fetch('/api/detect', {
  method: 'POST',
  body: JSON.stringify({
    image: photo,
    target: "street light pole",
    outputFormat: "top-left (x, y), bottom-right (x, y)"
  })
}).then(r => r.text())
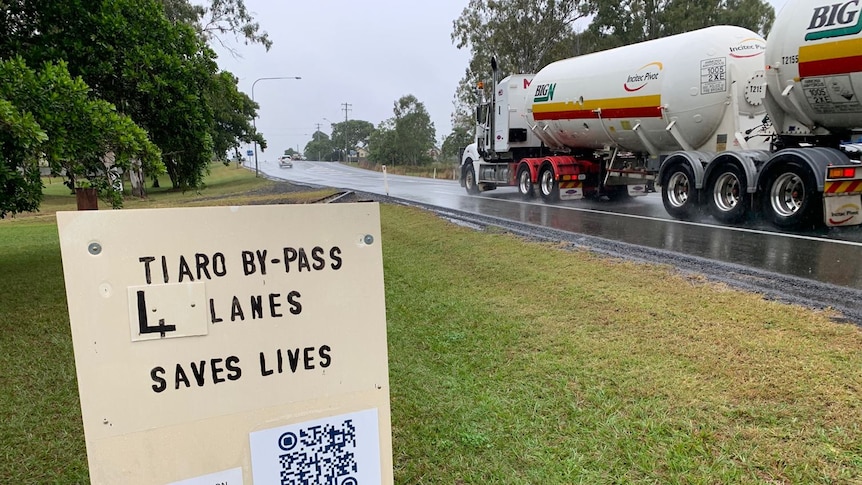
top-left (322, 118), bottom-right (333, 161)
top-left (251, 76), bottom-right (301, 177)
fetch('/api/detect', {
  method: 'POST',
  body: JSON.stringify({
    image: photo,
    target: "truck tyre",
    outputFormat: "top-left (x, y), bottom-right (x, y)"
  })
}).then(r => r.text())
top-left (761, 162), bottom-right (821, 228)
top-left (517, 165), bottom-right (534, 199)
top-left (707, 164), bottom-right (749, 224)
top-left (464, 164), bottom-right (479, 195)
top-left (661, 163), bottom-right (698, 220)
top-left (538, 165), bottom-right (560, 203)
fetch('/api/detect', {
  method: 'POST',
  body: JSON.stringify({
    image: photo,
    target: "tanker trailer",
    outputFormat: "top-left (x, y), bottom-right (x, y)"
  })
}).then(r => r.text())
top-left (756, 0), bottom-right (862, 227)
top-left (462, 26), bottom-right (773, 218)
top-left (462, 10), bottom-right (862, 228)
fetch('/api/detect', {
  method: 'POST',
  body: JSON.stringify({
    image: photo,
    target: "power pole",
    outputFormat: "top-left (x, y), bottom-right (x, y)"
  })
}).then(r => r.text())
top-left (341, 102), bottom-right (352, 162)
top-left (313, 123), bottom-right (323, 161)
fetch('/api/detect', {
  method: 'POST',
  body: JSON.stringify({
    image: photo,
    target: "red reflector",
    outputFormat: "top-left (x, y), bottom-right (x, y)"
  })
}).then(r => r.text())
top-left (844, 168), bottom-right (856, 178)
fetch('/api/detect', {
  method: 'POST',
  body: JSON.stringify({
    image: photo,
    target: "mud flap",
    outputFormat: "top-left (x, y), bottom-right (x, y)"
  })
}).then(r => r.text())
top-left (627, 184), bottom-right (648, 197)
top-left (559, 181), bottom-right (584, 200)
top-left (824, 195), bottom-right (862, 226)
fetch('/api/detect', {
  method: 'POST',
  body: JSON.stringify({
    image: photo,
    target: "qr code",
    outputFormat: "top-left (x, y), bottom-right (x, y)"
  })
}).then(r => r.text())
top-left (250, 408), bottom-right (381, 485)
top-left (277, 420), bottom-right (358, 485)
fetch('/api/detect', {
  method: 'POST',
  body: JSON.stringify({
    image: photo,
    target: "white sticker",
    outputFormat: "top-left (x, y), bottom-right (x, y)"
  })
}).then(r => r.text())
top-left (250, 409), bottom-right (381, 484)
top-left (127, 282), bottom-right (208, 342)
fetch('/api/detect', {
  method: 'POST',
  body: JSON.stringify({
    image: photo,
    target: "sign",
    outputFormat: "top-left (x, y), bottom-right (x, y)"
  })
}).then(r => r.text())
top-left (246, 149), bottom-right (253, 157)
top-left (57, 203), bottom-right (392, 484)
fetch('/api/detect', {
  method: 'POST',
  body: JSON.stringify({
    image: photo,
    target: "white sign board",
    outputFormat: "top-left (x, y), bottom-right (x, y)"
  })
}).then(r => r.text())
top-left (57, 203), bottom-right (392, 484)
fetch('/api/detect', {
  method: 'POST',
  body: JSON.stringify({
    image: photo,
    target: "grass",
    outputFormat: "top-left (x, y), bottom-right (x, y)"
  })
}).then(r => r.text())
top-left (353, 159), bottom-right (459, 180)
top-left (382, 213), bottom-right (862, 483)
top-left (2, 163), bottom-right (862, 483)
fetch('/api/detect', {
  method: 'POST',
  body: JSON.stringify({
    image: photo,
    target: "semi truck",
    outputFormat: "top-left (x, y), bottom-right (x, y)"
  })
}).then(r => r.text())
top-left (460, 0), bottom-right (862, 228)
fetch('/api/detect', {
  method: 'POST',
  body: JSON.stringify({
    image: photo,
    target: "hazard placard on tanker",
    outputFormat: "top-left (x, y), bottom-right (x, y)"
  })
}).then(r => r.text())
top-left (700, 58), bottom-right (727, 94)
top-left (802, 77), bottom-right (861, 114)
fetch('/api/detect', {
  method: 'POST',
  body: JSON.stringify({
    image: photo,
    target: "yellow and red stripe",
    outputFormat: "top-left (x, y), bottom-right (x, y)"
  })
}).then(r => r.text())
top-left (532, 95), bottom-right (662, 121)
top-left (798, 38), bottom-right (862, 78)
top-left (824, 179), bottom-right (862, 194)
top-left (559, 180), bottom-right (583, 190)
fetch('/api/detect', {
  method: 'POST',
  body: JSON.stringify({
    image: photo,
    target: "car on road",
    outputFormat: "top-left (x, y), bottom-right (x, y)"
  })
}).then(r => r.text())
top-left (278, 156), bottom-right (293, 168)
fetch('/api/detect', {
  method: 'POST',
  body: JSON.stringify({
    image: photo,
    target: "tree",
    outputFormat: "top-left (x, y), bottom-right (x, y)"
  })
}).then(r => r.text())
top-left (160, 0), bottom-right (272, 53)
top-left (706, 0), bottom-right (775, 36)
top-left (330, 119), bottom-right (375, 160)
top-left (367, 120), bottom-right (399, 165)
top-left (0, 101), bottom-right (44, 217)
top-left (208, 71), bottom-right (265, 162)
top-left (369, 95), bottom-right (436, 166)
top-left (303, 131), bottom-right (335, 161)
top-left (394, 95), bottom-right (436, 166)
top-left (586, 0), bottom-right (775, 50)
top-left (453, 0), bottom-right (588, 76)
top-left (441, 124), bottom-right (474, 163)
top-left (0, 0), bottom-right (224, 190)
top-left (0, 57), bottom-right (161, 217)
top-left (451, 0), bottom-right (589, 145)
top-left (160, 0), bottom-right (271, 171)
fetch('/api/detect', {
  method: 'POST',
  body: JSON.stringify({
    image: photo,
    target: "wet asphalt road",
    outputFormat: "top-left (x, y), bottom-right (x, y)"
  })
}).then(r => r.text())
top-left (261, 160), bottom-right (862, 293)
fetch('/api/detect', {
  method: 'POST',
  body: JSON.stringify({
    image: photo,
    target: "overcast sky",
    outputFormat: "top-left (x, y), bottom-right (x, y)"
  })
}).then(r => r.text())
top-left (212, 0), bottom-right (788, 160)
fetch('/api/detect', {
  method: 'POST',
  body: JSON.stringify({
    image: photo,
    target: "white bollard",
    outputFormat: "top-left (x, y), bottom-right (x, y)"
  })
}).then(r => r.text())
top-left (382, 165), bottom-right (389, 196)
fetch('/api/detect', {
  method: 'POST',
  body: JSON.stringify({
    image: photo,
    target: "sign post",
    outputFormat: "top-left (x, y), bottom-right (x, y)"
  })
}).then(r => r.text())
top-left (58, 203), bottom-right (392, 484)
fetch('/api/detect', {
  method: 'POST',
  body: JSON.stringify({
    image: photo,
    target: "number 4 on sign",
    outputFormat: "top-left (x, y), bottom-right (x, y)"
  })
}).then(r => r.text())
top-left (136, 290), bottom-right (176, 338)
top-left (126, 283), bottom-right (208, 342)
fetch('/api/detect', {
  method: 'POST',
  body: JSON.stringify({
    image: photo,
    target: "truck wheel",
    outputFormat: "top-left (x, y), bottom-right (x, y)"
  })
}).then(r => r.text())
top-left (517, 166), bottom-right (534, 199)
top-left (661, 163), bottom-right (698, 220)
top-left (707, 165), bottom-right (749, 224)
top-left (464, 164), bottom-right (479, 195)
top-left (761, 162), bottom-right (820, 228)
top-left (538, 166), bottom-right (559, 203)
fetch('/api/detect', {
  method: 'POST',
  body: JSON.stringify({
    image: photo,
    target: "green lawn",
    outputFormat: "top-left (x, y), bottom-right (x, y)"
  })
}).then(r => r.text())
top-left (2, 164), bottom-right (861, 483)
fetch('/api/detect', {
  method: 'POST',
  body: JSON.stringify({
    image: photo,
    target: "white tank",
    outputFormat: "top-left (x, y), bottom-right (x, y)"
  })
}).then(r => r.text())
top-left (765, 0), bottom-right (862, 135)
top-left (527, 26), bottom-right (768, 154)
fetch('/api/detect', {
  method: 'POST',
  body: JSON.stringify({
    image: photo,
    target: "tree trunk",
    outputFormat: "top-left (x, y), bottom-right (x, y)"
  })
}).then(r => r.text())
top-left (129, 159), bottom-right (147, 198)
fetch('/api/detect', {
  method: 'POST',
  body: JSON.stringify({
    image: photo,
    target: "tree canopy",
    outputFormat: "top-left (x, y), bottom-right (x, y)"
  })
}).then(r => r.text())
top-left (451, 0), bottom-right (589, 123)
top-left (161, 0), bottom-right (273, 54)
top-left (304, 131), bottom-right (336, 162)
top-left (441, 124), bottom-right (473, 163)
top-left (584, 0), bottom-right (775, 50)
top-left (0, 57), bottom-right (161, 217)
top-left (331, 119), bottom-right (375, 160)
top-left (369, 95), bottom-right (436, 166)
top-left (0, 0), bottom-right (268, 215)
